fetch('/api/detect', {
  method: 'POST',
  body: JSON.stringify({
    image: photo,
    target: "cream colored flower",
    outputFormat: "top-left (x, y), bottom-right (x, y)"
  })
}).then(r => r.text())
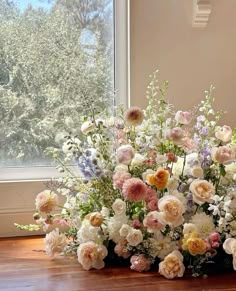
top-left (77, 241), bottom-right (108, 270)
top-left (112, 199), bottom-right (126, 215)
top-left (44, 228), bottom-right (67, 256)
top-left (183, 223), bottom-right (197, 235)
top-left (191, 166), bottom-right (204, 178)
top-left (126, 229), bottom-right (143, 246)
top-left (211, 146), bottom-right (235, 165)
top-left (35, 190), bottom-right (58, 213)
top-left (223, 238), bottom-right (236, 270)
top-left (81, 120), bottom-right (96, 134)
top-left (190, 179), bottom-right (215, 205)
top-left (215, 125), bottom-right (232, 143)
top-left (87, 212), bottom-right (103, 227)
top-left (158, 195), bottom-right (185, 227)
top-left (159, 250), bottom-right (185, 279)
top-left (119, 224), bottom-right (131, 237)
top-left (190, 212), bottom-right (215, 239)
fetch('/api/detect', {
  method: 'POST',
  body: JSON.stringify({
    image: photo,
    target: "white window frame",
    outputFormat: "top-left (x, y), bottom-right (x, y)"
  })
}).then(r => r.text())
top-left (0, 0), bottom-right (130, 237)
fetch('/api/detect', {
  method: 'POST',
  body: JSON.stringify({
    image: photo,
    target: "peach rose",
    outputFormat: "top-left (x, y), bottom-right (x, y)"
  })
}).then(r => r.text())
top-left (175, 111), bottom-right (191, 125)
top-left (77, 241), bottom-right (108, 270)
top-left (35, 190), bottom-right (58, 214)
top-left (114, 239), bottom-right (131, 259)
top-left (159, 250), bottom-right (185, 279)
top-left (211, 146), bottom-right (235, 165)
top-left (143, 211), bottom-right (164, 232)
top-left (158, 195), bottom-right (185, 227)
top-left (215, 125), bottom-right (232, 143)
top-left (190, 179), bottom-right (215, 205)
top-left (146, 168), bottom-right (169, 190)
top-left (88, 212), bottom-right (103, 227)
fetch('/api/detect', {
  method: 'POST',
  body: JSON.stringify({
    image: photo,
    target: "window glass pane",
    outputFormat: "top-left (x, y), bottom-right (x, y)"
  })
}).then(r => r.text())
top-left (0, 0), bottom-right (114, 167)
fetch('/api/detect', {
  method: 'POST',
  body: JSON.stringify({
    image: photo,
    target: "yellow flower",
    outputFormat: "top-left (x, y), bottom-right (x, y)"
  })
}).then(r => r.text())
top-left (182, 232), bottom-right (206, 256)
top-left (86, 212), bottom-right (103, 227)
top-left (146, 168), bottom-right (169, 190)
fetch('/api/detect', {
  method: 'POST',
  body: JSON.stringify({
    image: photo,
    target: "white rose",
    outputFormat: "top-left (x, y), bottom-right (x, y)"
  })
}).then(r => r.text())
top-left (215, 125), bottom-right (232, 143)
top-left (223, 238), bottom-right (236, 270)
top-left (119, 224), bottom-right (131, 237)
top-left (126, 229), bottom-right (143, 246)
top-left (191, 166), bottom-right (204, 178)
top-left (44, 229), bottom-right (67, 256)
top-left (112, 199), bottom-right (126, 215)
top-left (131, 153), bottom-right (145, 167)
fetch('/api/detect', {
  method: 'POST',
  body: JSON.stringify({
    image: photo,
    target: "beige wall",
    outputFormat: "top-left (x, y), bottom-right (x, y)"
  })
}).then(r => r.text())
top-left (130, 0), bottom-right (236, 127)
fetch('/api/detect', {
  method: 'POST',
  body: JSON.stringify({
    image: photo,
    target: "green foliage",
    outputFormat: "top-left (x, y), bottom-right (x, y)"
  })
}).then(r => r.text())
top-left (0, 0), bottom-right (113, 165)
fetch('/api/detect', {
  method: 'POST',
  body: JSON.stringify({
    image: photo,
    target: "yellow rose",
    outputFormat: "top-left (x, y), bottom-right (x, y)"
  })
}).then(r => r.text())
top-left (183, 233), bottom-right (206, 256)
top-left (190, 179), bottom-right (215, 205)
top-left (146, 168), bottom-right (169, 190)
top-left (159, 250), bottom-right (185, 279)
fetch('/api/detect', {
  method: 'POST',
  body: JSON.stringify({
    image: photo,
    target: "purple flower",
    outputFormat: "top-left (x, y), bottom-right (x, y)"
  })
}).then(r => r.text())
top-left (201, 127), bottom-right (209, 135)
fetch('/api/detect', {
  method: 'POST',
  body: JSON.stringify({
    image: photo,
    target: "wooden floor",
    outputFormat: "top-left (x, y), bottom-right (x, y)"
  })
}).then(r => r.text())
top-left (1, 237), bottom-right (236, 291)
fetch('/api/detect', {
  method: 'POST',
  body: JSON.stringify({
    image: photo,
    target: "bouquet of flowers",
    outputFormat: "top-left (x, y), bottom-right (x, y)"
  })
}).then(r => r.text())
top-left (16, 71), bottom-right (236, 279)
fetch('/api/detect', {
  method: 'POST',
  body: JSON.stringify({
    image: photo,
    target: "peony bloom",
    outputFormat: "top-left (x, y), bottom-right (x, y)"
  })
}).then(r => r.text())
top-left (211, 146), bottom-right (235, 165)
top-left (113, 171), bottom-right (131, 189)
top-left (175, 110), bottom-right (191, 125)
top-left (130, 254), bottom-right (151, 272)
top-left (35, 190), bottom-right (58, 214)
top-left (215, 125), bottom-right (232, 143)
top-left (112, 198), bottom-right (127, 215)
top-left (146, 168), bottom-right (169, 190)
top-left (158, 195), bottom-right (185, 227)
top-left (143, 211), bottom-right (164, 232)
top-left (159, 250), bottom-right (185, 279)
top-left (182, 232), bottom-right (207, 256)
top-left (122, 178), bottom-right (147, 202)
top-left (190, 179), bottom-right (215, 205)
top-left (44, 218), bottom-right (70, 233)
top-left (114, 239), bottom-right (131, 259)
top-left (126, 229), bottom-right (143, 246)
top-left (117, 144), bottom-right (135, 165)
top-left (44, 229), bottom-right (67, 256)
top-left (77, 242), bottom-right (108, 270)
top-left (124, 106), bottom-right (144, 126)
top-left (81, 121), bottom-right (96, 134)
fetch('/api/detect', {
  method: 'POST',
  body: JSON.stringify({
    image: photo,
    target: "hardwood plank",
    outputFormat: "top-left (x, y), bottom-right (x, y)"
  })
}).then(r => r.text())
top-left (0, 237), bottom-right (236, 291)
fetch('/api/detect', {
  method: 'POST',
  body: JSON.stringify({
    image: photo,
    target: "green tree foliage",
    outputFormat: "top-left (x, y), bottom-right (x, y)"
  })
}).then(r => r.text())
top-left (0, 0), bottom-right (113, 166)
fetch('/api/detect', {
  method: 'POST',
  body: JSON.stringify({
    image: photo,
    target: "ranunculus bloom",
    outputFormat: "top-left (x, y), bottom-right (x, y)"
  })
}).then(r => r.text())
top-left (130, 254), bottom-right (151, 272)
top-left (159, 250), bottom-right (185, 279)
top-left (175, 111), bottom-right (191, 125)
top-left (122, 178), bottom-right (147, 202)
top-left (190, 179), bottom-right (215, 205)
top-left (88, 212), bottom-right (103, 227)
top-left (165, 127), bottom-right (185, 145)
top-left (77, 241), bottom-right (108, 270)
top-left (209, 232), bottom-right (221, 242)
top-left (215, 125), bottom-right (232, 143)
top-left (35, 190), bottom-right (58, 213)
top-left (143, 211), bottom-right (164, 232)
top-left (126, 229), bottom-right (143, 246)
top-left (183, 233), bottom-right (207, 256)
top-left (146, 168), bottom-right (169, 190)
top-left (44, 229), bottom-right (67, 256)
top-left (112, 198), bottom-right (126, 215)
top-left (113, 171), bottom-right (131, 189)
top-left (158, 195), bottom-right (185, 227)
top-left (124, 106), bottom-right (144, 126)
top-left (211, 146), bottom-right (235, 165)
top-left (117, 144), bottom-right (135, 165)
top-left (81, 121), bottom-right (96, 134)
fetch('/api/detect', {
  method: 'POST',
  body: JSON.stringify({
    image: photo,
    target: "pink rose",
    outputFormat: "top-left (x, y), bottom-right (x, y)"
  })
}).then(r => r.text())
top-left (175, 111), bottom-right (191, 125)
top-left (130, 255), bottom-right (151, 272)
top-left (215, 125), bottom-right (232, 143)
top-left (211, 146), bottom-right (235, 165)
top-left (165, 127), bottom-right (185, 145)
top-left (146, 198), bottom-right (158, 211)
top-left (114, 239), bottom-right (131, 259)
top-left (117, 144), bottom-right (135, 165)
top-left (143, 211), bottom-right (164, 231)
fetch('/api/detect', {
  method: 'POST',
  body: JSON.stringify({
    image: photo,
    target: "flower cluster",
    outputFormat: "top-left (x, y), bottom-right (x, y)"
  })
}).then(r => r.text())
top-left (16, 71), bottom-right (236, 279)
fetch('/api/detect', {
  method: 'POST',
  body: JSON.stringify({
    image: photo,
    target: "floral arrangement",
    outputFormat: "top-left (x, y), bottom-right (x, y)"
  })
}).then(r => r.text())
top-left (16, 71), bottom-right (236, 279)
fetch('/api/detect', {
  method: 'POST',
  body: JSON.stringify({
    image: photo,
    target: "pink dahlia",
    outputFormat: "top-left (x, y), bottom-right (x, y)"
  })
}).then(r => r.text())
top-left (124, 106), bottom-right (144, 126)
top-left (122, 178), bottom-right (147, 202)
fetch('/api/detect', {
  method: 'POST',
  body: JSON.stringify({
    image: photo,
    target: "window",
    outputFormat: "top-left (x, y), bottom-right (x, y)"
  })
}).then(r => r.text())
top-left (0, 0), bottom-right (130, 237)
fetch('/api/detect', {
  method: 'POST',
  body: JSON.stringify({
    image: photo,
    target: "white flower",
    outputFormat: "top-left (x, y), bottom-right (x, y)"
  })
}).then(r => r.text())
top-left (107, 214), bottom-right (128, 243)
top-left (183, 223), bottom-right (197, 235)
top-left (208, 204), bottom-right (220, 216)
top-left (151, 233), bottom-right (178, 259)
top-left (156, 154), bottom-right (168, 164)
top-left (35, 190), bottom-right (58, 214)
top-left (166, 176), bottom-right (179, 193)
top-left (191, 166), bottom-right (204, 178)
top-left (101, 207), bottom-right (110, 217)
top-left (119, 224), bottom-right (131, 237)
top-left (77, 220), bottom-right (104, 244)
top-left (126, 229), bottom-right (143, 246)
top-left (44, 229), bottom-right (67, 256)
top-left (190, 212), bottom-right (215, 239)
top-left (223, 238), bottom-right (236, 270)
top-left (131, 153), bottom-right (145, 167)
top-left (112, 199), bottom-right (126, 215)
top-left (81, 121), bottom-right (96, 134)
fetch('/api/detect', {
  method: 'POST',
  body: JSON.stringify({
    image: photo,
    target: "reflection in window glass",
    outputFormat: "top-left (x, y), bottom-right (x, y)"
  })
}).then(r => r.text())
top-left (0, 0), bottom-right (114, 166)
